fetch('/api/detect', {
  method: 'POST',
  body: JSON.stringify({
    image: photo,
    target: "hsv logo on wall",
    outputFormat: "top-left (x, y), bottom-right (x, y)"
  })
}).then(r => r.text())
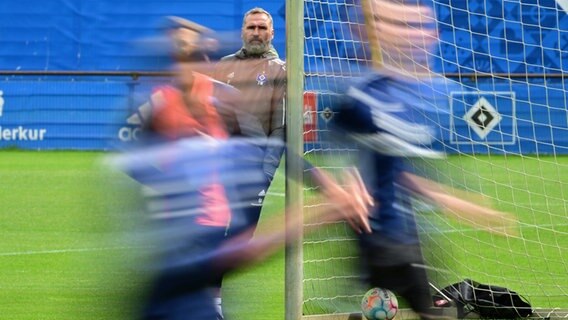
top-left (0, 81), bottom-right (129, 150)
top-left (450, 91), bottom-right (516, 146)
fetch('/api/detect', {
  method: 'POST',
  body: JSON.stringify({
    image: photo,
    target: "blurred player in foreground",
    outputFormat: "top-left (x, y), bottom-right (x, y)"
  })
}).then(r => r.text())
top-left (108, 17), bottom-right (372, 320)
top-left (330, 0), bottom-right (518, 318)
top-left (109, 139), bottom-right (370, 320)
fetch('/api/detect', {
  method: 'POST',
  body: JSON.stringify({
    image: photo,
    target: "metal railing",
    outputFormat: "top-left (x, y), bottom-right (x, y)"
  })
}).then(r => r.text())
top-left (0, 70), bottom-right (565, 80)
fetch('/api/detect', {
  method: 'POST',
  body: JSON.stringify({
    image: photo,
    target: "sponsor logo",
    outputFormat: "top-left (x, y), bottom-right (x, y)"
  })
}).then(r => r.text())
top-left (303, 91), bottom-right (318, 142)
top-left (0, 90), bottom-right (48, 141)
top-left (250, 189), bottom-right (266, 206)
top-left (118, 91), bottom-right (159, 141)
top-left (226, 72), bottom-right (234, 85)
top-left (0, 126), bottom-right (47, 141)
top-left (118, 108), bottom-right (144, 142)
top-left (256, 73), bottom-right (266, 86)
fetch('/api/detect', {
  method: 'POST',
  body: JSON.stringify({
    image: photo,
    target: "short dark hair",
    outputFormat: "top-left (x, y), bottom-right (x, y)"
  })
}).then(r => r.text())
top-left (242, 7), bottom-right (273, 28)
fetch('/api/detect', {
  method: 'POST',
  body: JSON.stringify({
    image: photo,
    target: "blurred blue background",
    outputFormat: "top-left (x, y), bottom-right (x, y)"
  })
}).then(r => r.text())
top-left (1, 0), bottom-right (567, 73)
top-left (0, 0), bottom-right (287, 70)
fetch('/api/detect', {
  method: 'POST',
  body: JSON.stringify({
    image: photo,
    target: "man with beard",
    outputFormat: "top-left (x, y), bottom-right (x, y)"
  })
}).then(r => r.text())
top-left (211, 7), bottom-right (286, 319)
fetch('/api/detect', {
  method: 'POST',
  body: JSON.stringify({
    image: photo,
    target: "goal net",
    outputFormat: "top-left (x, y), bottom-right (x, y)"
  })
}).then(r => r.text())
top-left (293, 0), bottom-right (568, 318)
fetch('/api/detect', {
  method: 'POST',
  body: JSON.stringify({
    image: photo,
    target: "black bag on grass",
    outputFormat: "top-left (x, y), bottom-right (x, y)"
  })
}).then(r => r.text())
top-left (432, 279), bottom-right (533, 319)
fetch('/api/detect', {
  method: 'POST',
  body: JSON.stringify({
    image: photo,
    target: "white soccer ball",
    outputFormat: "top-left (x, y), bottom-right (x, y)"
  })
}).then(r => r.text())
top-left (361, 287), bottom-right (399, 320)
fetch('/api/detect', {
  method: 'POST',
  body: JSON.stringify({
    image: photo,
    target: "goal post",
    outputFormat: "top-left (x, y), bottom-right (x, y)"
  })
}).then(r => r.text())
top-left (285, 0), bottom-right (568, 319)
top-left (285, 0), bottom-right (305, 319)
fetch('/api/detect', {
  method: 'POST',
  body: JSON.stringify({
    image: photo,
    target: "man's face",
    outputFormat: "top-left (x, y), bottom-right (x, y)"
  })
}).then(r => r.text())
top-left (241, 13), bottom-right (274, 55)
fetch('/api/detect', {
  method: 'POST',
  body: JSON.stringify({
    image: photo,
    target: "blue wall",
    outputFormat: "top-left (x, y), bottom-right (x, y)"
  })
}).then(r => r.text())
top-left (0, 0), bottom-right (567, 153)
top-left (1, 0), bottom-right (567, 73)
top-left (0, 0), bottom-right (286, 70)
top-left (435, 0), bottom-right (568, 74)
top-left (306, 78), bottom-right (568, 156)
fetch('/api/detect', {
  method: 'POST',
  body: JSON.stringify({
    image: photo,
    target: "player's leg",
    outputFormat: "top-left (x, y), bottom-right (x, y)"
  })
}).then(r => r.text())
top-left (211, 145), bottom-right (268, 319)
top-left (142, 289), bottom-right (218, 320)
top-left (366, 263), bottom-right (447, 320)
top-left (361, 243), bottom-right (448, 319)
top-left (139, 224), bottom-right (227, 320)
top-left (211, 181), bottom-right (269, 319)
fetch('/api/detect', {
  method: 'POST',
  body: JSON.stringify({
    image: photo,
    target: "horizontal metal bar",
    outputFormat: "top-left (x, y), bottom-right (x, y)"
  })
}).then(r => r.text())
top-left (0, 70), bottom-right (173, 79)
top-left (0, 70), bottom-right (565, 80)
top-left (444, 73), bottom-right (567, 79)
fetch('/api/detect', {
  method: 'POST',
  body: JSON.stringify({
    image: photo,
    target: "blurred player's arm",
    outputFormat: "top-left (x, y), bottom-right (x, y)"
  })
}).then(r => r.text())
top-left (400, 172), bottom-right (518, 236)
top-left (300, 149), bottom-right (373, 234)
top-left (309, 165), bottom-right (373, 234)
top-left (215, 168), bottom-right (372, 270)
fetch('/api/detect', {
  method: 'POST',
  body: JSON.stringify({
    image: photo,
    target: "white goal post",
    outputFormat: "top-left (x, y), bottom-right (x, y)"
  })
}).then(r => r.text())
top-left (285, 1), bottom-right (568, 320)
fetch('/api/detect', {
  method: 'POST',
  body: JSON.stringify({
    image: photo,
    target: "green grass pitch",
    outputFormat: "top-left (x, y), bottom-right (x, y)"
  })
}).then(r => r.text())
top-left (0, 151), bottom-right (566, 319)
top-left (0, 150), bottom-right (287, 320)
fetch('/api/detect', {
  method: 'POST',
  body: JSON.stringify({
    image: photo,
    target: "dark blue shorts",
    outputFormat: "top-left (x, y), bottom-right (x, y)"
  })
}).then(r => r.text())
top-left (141, 288), bottom-right (217, 320)
top-left (140, 225), bottom-right (227, 318)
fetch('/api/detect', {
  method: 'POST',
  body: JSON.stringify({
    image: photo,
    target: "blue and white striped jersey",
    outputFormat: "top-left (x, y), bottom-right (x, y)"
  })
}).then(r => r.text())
top-left (330, 73), bottom-right (445, 265)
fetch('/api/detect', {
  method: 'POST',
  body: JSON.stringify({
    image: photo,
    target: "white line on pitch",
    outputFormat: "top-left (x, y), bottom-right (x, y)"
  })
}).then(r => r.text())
top-left (0, 246), bottom-right (142, 257)
top-left (427, 222), bottom-right (568, 234)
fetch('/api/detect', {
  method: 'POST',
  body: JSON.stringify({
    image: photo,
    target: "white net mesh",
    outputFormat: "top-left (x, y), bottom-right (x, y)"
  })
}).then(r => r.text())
top-left (300, 0), bottom-right (568, 316)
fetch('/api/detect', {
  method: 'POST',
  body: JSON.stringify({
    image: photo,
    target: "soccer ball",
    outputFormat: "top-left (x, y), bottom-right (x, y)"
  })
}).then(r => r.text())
top-left (361, 287), bottom-right (399, 320)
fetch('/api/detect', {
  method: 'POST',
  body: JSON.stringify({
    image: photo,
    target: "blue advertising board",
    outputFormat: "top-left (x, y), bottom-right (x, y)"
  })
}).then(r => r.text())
top-left (0, 79), bottom-right (164, 150)
top-left (0, 77), bottom-right (566, 154)
top-left (450, 91), bottom-right (517, 146)
top-left (442, 79), bottom-right (568, 155)
top-left (0, 0), bottom-right (566, 154)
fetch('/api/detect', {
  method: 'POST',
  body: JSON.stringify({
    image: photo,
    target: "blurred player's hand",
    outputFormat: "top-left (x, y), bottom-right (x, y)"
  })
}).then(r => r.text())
top-left (318, 168), bottom-right (373, 234)
top-left (342, 167), bottom-right (374, 233)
